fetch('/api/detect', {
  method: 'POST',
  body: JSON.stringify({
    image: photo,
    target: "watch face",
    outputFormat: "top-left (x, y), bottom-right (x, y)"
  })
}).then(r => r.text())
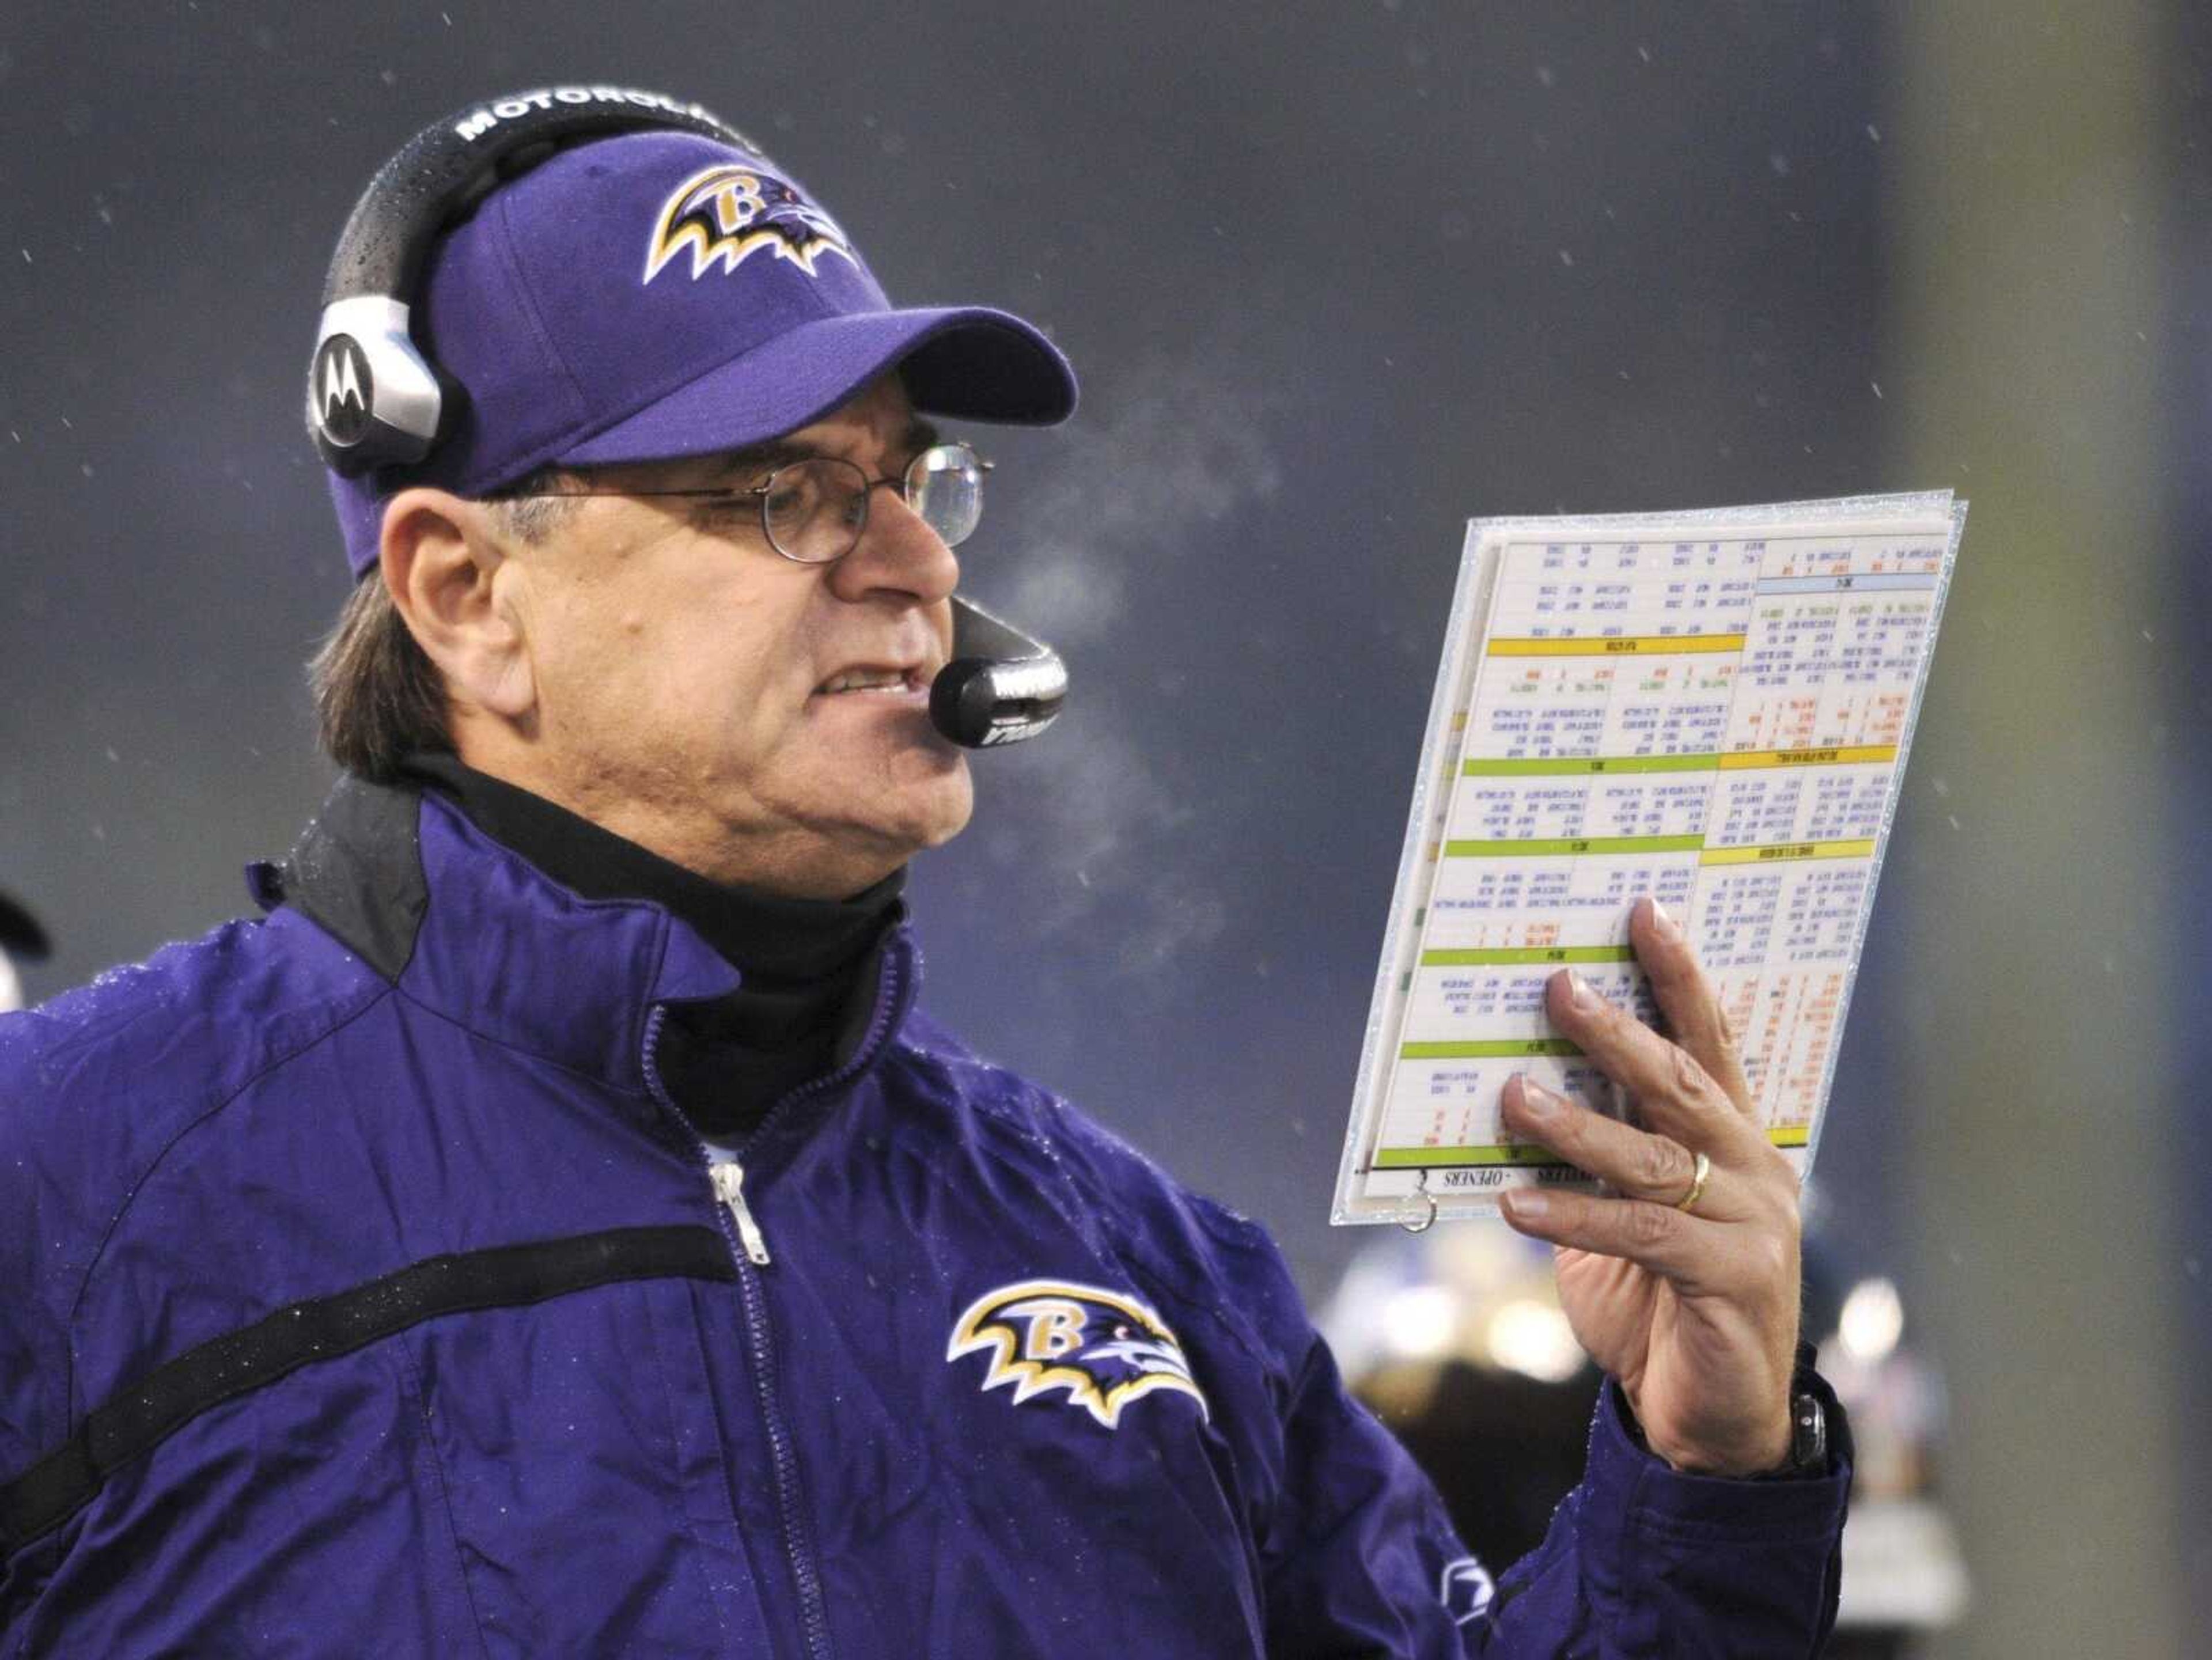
top-left (1790, 1392), bottom-right (1827, 1473)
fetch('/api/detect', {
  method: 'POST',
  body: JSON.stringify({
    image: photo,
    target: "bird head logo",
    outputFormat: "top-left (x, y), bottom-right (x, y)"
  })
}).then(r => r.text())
top-left (946, 1280), bottom-right (1209, 1430)
top-left (643, 162), bottom-right (856, 284)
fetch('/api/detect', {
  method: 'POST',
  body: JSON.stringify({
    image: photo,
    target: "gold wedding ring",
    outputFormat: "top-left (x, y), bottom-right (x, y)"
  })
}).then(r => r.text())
top-left (1673, 1150), bottom-right (1712, 1215)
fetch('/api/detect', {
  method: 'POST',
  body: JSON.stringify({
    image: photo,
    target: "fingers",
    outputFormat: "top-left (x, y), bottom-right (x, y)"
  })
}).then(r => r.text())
top-left (1628, 896), bottom-right (1755, 1113)
top-left (1499, 1075), bottom-right (1725, 1213)
top-left (1496, 1184), bottom-right (1731, 1291)
top-left (1543, 956), bottom-right (1767, 1167)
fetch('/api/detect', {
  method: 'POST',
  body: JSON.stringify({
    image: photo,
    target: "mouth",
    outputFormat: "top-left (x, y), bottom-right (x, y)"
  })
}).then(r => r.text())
top-left (811, 661), bottom-right (934, 702)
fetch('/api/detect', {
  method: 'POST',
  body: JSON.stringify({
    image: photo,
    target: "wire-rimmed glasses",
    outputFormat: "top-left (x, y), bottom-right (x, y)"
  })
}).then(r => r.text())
top-left (503, 442), bottom-right (991, 564)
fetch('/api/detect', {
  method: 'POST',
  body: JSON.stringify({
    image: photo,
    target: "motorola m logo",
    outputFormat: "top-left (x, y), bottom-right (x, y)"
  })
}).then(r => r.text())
top-left (315, 336), bottom-right (373, 446)
top-left (322, 348), bottom-right (363, 413)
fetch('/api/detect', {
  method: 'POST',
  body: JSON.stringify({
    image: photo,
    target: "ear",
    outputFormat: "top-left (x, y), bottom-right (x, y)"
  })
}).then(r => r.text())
top-left (379, 487), bottom-right (537, 724)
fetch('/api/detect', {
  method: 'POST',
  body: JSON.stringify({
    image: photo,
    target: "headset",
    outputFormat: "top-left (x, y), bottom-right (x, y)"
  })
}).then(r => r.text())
top-left (307, 85), bottom-right (1066, 750)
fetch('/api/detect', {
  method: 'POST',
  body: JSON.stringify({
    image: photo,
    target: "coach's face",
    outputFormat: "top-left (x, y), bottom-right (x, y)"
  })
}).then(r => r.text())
top-left (385, 374), bottom-right (972, 898)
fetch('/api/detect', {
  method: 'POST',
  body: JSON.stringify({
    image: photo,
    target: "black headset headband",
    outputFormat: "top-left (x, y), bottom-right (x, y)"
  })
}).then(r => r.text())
top-left (308, 87), bottom-right (761, 475)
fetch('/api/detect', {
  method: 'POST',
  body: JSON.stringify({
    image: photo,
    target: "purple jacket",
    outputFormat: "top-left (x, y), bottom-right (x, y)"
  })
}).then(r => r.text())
top-left (0, 780), bottom-right (1847, 1655)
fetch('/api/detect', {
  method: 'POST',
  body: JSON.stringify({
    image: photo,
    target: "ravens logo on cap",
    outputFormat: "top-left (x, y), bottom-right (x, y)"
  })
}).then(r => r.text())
top-left (643, 162), bottom-right (856, 284)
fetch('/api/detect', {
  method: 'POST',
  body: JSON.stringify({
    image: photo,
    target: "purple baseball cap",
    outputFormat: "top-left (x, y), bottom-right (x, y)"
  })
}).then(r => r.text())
top-left (327, 129), bottom-right (1076, 578)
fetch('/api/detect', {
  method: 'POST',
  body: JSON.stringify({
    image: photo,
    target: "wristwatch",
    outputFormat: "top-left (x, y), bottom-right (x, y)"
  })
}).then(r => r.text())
top-left (1752, 1384), bottom-right (1829, 1481)
top-left (1747, 1340), bottom-right (1834, 1480)
top-left (1613, 1344), bottom-right (1837, 1479)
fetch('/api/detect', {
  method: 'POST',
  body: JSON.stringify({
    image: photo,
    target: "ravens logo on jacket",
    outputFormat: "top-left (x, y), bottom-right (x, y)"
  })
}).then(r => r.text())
top-left (946, 1280), bottom-right (1210, 1430)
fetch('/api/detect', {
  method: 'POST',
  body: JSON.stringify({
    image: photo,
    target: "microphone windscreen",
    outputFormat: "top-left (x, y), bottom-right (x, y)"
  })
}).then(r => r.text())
top-left (929, 658), bottom-right (999, 747)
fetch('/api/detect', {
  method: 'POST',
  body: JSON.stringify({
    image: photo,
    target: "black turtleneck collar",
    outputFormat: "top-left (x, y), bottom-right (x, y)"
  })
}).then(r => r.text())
top-left (399, 751), bottom-right (906, 1143)
top-left (400, 752), bottom-right (903, 976)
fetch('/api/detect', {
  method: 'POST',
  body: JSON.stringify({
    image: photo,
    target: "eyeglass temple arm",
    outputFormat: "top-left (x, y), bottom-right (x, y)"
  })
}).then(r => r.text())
top-left (931, 596), bottom-right (1066, 749)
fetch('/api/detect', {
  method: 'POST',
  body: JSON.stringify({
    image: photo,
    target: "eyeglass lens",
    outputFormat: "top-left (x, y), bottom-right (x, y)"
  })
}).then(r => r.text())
top-left (904, 445), bottom-right (984, 548)
top-left (763, 444), bottom-right (985, 563)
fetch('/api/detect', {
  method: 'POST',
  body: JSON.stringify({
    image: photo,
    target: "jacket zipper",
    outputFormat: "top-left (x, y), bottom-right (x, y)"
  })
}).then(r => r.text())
top-left (638, 938), bottom-right (908, 1660)
top-left (640, 1002), bottom-right (829, 1660)
top-left (710, 1162), bottom-right (771, 1265)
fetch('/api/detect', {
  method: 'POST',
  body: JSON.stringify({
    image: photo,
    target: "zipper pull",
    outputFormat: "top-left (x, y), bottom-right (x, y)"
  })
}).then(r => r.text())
top-left (710, 1161), bottom-right (772, 1266)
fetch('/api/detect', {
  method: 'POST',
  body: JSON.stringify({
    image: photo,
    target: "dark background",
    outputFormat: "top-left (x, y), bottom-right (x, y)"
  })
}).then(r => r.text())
top-left (3, 6), bottom-right (2201, 1654)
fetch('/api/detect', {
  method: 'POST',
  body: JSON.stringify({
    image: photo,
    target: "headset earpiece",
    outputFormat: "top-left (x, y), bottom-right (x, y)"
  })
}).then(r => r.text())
top-left (308, 298), bottom-right (446, 473)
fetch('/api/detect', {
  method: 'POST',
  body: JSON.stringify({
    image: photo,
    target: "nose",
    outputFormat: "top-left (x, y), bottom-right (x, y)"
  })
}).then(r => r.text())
top-left (827, 480), bottom-right (960, 609)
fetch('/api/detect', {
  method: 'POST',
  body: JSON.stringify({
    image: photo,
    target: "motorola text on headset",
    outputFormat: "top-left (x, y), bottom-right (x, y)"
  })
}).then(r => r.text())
top-left (306, 85), bottom-right (1066, 751)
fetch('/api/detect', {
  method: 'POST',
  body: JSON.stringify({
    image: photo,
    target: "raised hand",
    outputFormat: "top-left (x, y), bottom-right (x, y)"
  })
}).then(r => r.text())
top-left (1496, 896), bottom-right (1801, 1476)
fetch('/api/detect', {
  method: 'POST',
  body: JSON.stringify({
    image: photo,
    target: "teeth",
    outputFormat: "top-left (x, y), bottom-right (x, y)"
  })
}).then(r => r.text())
top-left (823, 668), bottom-right (909, 695)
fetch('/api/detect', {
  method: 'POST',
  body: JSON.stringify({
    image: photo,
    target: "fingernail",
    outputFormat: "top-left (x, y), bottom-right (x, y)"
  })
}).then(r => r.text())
top-left (1646, 896), bottom-right (1680, 939)
top-left (1505, 1189), bottom-right (1550, 1221)
top-left (1516, 1078), bottom-right (1562, 1120)
top-left (1565, 970), bottom-right (1601, 1011)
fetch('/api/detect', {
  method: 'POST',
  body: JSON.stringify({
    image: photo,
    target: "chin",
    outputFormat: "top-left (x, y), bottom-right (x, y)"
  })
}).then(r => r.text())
top-left (798, 742), bottom-right (974, 871)
top-left (781, 776), bottom-right (969, 898)
top-left (881, 752), bottom-right (975, 852)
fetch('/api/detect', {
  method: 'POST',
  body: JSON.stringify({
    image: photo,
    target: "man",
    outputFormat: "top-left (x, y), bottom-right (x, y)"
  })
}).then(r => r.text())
top-left (0, 93), bottom-right (1847, 1654)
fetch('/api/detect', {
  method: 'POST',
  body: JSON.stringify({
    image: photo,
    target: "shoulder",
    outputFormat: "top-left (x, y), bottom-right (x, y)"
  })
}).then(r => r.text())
top-left (0, 907), bottom-right (386, 1474)
top-left (0, 907), bottom-right (387, 1271)
top-left (3, 905), bottom-right (384, 1121)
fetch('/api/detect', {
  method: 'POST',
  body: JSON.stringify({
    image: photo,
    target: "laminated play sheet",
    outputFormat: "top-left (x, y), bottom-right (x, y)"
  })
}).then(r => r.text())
top-left (1332, 494), bottom-right (1964, 1227)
